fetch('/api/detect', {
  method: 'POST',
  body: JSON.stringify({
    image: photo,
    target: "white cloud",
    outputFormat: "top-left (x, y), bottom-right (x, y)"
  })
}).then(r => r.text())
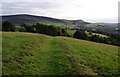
top-left (1, 0), bottom-right (119, 23)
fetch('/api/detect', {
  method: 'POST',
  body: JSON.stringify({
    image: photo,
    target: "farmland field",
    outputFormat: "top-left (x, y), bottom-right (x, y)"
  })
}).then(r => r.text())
top-left (66, 30), bottom-right (108, 38)
top-left (2, 32), bottom-right (119, 75)
top-left (66, 30), bottom-right (76, 37)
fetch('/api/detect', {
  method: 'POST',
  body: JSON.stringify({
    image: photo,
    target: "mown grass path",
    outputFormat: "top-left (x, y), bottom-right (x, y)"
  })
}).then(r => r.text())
top-left (33, 37), bottom-right (70, 75)
top-left (2, 33), bottom-right (76, 75)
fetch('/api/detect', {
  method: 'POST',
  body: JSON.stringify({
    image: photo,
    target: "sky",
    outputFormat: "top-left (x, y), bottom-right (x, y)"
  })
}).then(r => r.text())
top-left (1, 0), bottom-right (119, 23)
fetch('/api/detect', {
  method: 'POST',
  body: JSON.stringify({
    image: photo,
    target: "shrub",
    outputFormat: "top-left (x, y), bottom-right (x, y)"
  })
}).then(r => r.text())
top-left (73, 30), bottom-right (88, 40)
top-left (2, 21), bottom-right (15, 31)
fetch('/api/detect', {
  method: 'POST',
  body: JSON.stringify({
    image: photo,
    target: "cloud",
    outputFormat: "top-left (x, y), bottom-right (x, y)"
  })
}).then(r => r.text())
top-left (2, 2), bottom-right (61, 14)
top-left (1, 0), bottom-right (119, 23)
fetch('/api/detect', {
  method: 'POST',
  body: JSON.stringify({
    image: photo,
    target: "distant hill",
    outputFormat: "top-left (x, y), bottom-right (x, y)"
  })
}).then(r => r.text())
top-left (1, 14), bottom-right (118, 34)
top-left (1, 14), bottom-right (89, 25)
top-left (96, 22), bottom-right (118, 26)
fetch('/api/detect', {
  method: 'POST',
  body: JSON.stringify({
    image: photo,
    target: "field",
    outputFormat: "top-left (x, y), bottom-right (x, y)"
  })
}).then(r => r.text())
top-left (2, 32), bottom-right (119, 75)
top-left (66, 30), bottom-right (76, 37)
top-left (66, 30), bottom-right (108, 38)
top-left (85, 23), bottom-right (102, 27)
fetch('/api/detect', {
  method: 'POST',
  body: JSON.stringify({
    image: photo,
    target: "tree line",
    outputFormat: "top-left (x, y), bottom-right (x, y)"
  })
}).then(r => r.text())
top-left (2, 21), bottom-right (69, 36)
top-left (73, 30), bottom-right (120, 46)
top-left (2, 21), bottom-right (120, 46)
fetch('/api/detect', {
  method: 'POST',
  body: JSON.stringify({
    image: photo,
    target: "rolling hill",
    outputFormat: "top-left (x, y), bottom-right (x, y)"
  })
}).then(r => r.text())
top-left (2, 32), bottom-right (119, 75)
top-left (1, 14), bottom-right (89, 25)
top-left (1, 14), bottom-right (118, 34)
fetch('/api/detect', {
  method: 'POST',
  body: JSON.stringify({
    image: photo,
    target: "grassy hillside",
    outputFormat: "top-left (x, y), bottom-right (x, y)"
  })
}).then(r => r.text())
top-left (2, 32), bottom-right (119, 75)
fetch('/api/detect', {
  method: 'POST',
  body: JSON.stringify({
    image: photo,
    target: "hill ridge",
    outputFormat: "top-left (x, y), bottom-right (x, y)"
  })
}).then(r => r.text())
top-left (1, 14), bottom-right (89, 25)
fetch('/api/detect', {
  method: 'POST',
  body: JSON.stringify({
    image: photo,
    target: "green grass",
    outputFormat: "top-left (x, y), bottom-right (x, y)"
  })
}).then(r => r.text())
top-left (66, 30), bottom-right (76, 37)
top-left (2, 32), bottom-right (119, 75)
top-left (66, 30), bottom-right (108, 38)
top-left (38, 21), bottom-right (79, 29)
top-left (40, 21), bottom-right (66, 27)
top-left (85, 23), bottom-right (102, 27)
top-left (92, 33), bottom-right (108, 37)
top-left (85, 31), bottom-right (108, 38)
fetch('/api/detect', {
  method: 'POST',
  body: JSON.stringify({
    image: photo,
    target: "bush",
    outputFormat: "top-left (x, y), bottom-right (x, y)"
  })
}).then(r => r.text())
top-left (2, 21), bottom-right (15, 31)
top-left (73, 30), bottom-right (88, 40)
top-left (89, 35), bottom-right (100, 42)
top-left (20, 24), bottom-right (35, 32)
top-left (19, 27), bottom-right (26, 32)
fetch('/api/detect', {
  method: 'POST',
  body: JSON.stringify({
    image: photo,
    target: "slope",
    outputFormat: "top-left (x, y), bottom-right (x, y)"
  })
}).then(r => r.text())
top-left (1, 14), bottom-right (89, 25)
top-left (2, 32), bottom-right (119, 75)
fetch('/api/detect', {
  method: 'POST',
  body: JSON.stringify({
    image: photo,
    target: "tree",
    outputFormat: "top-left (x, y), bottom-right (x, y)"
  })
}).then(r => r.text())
top-left (35, 23), bottom-right (44, 33)
top-left (89, 32), bottom-right (92, 35)
top-left (20, 24), bottom-right (35, 32)
top-left (19, 27), bottom-right (26, 32)
top-left (61, 29), bottom-right (69, 36)
top-left (73, 30), bottom-right (88, 40)
top-left (89, 35), bottom-right (100, 42)
top-left (35, 23), bottom-right (68, 36)
top-left (2, 21), bottom-right (15, 31)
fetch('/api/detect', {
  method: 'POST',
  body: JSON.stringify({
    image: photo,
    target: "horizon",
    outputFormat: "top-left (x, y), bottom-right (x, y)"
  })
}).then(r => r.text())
top-left (1, 0), bottom-right (119, 23)
top-left (1, 14), bottom-right (118, 24)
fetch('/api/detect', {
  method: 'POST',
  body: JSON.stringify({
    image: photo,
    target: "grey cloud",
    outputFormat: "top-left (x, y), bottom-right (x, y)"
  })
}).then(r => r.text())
top-left (2, 2), bottom-right (60, 15)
